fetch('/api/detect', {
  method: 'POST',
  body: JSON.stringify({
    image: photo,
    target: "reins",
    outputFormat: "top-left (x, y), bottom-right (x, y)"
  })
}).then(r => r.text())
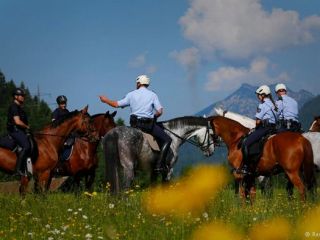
top-left (163, 121), bottom-right (216, 149)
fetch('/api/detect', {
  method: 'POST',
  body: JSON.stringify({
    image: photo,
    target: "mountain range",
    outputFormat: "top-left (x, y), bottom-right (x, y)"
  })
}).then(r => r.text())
top-left (197, 83), bottom-right (315, 119)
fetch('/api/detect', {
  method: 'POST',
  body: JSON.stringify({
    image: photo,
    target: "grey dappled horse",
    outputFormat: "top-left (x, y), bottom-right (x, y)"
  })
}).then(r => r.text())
top-left (103, 116), bottom-right (215, 193)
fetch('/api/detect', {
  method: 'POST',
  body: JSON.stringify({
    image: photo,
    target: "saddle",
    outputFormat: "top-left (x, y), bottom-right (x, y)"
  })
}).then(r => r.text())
top-left (0, 134), bottom-right (38, 163)
top-left (142, 132), bottom-right (160, 151)
top-left (58, 135), bottom-right (76, 162)
top-left (239, 132), bottom-right (275, 164)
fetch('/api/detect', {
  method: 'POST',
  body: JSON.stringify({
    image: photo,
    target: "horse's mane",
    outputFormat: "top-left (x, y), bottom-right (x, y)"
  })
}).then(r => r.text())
top-left (51, 110), bottom-right (80, 128)
top-left (91, 113), bottom-right (104, 119)
top-left (208, 115), bottom-right (249, 131)
top-left (315, 116), bottom-right (320, 120)
top-left (161, 116), bottom-right (208, 129)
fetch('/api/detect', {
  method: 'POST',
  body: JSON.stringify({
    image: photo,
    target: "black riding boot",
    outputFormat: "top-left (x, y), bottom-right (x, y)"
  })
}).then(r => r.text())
top-left (238, 145), bottom-right (251, 175)
top-left (155, 142), bottom-right (170, 173)
top-left (15, 149), bottom-right (27, 176)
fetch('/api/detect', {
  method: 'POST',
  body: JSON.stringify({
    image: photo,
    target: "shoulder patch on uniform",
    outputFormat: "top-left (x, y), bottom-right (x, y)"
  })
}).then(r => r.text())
top-left (257, 107), bottom-right (261, 113)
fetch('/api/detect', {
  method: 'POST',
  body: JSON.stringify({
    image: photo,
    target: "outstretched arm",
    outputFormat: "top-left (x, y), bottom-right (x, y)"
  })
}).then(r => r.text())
top-left (99, 95), bottom-right (119, 108)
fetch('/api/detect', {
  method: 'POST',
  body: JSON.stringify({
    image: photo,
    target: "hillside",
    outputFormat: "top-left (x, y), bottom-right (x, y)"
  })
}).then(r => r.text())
top-left (300, 94), bottom-right (320, 129)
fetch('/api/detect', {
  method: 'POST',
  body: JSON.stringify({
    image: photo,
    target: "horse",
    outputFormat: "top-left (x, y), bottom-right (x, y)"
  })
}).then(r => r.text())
top-left (46, 111), bottom-right (117, 192)
top-left (215, 108), bottom-right (320, 171)
top-left (309, 116), bottom-right (320, 132)
top-left (208, 116), bottom-right (315, 202)
top-left (0, 106), bottom-right (95, 195)
top-left (103, 116), bottom-right (215, 194)
top-left (214, 108), bottom-right (320, 198)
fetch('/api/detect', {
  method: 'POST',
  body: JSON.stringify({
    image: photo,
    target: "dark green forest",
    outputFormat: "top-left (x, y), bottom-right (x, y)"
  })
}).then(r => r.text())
top-left (0, 70), bottom-right (52, 135)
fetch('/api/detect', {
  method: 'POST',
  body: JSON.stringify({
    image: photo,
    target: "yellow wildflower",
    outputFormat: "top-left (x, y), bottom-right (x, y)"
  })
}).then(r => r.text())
top-left (143, 165), bottom-right (229, 216)
top-left (249, 217), bottom-right (291, 240)
top-left (191, 221), bottom-right (243, 240)
top-left (297, 205), bottom-right (320, 239)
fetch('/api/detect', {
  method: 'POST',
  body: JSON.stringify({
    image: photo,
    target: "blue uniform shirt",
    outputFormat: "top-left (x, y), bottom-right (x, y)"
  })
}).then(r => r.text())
top-left (276, 95), bottom-right (299, 121)
top-left (255, 98), bottom-right (278, 124)
top-left (117, 87), bottom-right (162, 118)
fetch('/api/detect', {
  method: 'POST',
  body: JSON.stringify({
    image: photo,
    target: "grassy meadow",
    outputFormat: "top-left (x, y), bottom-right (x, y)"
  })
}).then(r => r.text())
top-left (0, 165), bottom-right (319, 240)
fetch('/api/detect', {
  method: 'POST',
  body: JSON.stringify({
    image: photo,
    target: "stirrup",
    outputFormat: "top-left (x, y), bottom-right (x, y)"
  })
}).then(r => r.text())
top-left (14, 170), bottom-right (27, 177)
top-left (236, 165), bottom-right (251, 175)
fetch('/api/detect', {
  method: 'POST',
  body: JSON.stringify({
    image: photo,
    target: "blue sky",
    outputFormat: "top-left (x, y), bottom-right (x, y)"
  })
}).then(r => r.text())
top-left (1, 0), bottom-right (320, 122)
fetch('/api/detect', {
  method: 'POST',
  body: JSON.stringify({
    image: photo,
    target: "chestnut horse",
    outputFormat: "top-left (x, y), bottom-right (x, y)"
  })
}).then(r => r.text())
top-left (46, 111), bottom-right (117, 191)
top-left (309, 116), bottom-right (320, 132)
top-left (208, 116), bottom-right (315, 201)
top-left (0, 106), bottom-right (94, 195)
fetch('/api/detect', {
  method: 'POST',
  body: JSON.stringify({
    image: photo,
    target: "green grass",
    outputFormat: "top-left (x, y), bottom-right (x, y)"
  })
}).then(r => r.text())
top-left (0, 185), bottom-right (318, 240)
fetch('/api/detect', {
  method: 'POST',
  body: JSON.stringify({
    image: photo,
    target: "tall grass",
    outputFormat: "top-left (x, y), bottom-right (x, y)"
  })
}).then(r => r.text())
top-left (0, 184), bottom-right (318, 240)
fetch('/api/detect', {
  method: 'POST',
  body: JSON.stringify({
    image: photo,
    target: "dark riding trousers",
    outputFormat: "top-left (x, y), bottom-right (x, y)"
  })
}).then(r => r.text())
top-left (243, 123), bottom-right (275, 148)
top-left (9, 129), bottom-right (31, 152)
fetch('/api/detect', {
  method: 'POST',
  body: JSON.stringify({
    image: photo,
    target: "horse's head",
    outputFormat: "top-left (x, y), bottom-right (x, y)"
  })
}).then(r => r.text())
top-left (310, 116), bottom-right (320, 132)
top-left (103, 110), bottom-right (117, 134)
top-left (192, 126), bottom-right (215, 157)
top-left (76, 106), bottom-right (99, 141)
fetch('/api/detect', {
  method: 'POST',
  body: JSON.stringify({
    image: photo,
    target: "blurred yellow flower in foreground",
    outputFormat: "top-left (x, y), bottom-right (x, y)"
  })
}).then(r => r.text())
top-left (249, 217), bottom-right (291, 240)
top-left (191, 221), bottom-right (243, 240)
top-left (297, 205), bottom-right (320, 239)
top-left (143, 165), bottom-right (229, 216)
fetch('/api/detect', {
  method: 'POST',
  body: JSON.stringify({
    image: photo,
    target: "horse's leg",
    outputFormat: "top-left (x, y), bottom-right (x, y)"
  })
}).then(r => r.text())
top-left (44, 172), bottom-right (54, 192)
top-left (122, 165), bottom-right (134, 190)
top-left (234, 179), bottom-right (240, 195)
top-left (286, 171), bottom-right (305, 201)
top-left (259, 176), bottom-right (273, 198)
top-left (85, 168), bottom-right (96, 192)
top-left (19, 176), bottom-right (29, 197)
top-left (285, 175), bottom-right (294, 200)
top-left (36, 170), bottom-right (51, 193)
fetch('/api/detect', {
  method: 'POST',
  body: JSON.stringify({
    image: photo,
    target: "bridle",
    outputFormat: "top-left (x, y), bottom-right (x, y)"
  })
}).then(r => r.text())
top-left (34, 113), bottom-right (98, 142)
top-left (163, 121), bottom-right (219, 152)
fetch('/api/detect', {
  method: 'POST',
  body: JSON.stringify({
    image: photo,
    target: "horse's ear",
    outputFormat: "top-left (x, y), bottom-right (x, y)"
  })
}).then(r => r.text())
top-left (81, 105), bottom-right (89, 114)
top-left (111, 111), bottom-right (117, 117)
top-left (105, 111), bottom-right (110, 116)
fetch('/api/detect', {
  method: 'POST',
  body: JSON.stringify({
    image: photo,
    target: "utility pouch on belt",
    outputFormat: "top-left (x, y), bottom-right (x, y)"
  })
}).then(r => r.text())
top-left (130, 115), bottom-right (154, 132)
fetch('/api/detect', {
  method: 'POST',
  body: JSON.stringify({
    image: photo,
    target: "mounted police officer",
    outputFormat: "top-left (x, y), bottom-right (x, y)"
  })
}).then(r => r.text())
top-left (51, 95), bottom-right (76, 162)
top-left (99, 74), bottom-right (172, 174)
top-left (275, 83), bottom-right (301, 132)
top-left (239, 85), bottom-right (278, 175)
top-left (7, 88), bottom-right (31, 176)
top-left (52, 95), bottom-right (69, 121)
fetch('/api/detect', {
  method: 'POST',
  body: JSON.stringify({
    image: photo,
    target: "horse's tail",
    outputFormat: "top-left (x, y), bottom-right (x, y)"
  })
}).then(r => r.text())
top-left (302, 138), bottom-right (316, 194)
top-left (103, 131), bottom-right (120, 194)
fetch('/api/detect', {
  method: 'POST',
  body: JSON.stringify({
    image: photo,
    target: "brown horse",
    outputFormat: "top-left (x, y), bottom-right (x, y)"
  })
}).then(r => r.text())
top-left (0, 106), bottom-right (95, 195)
top-left (46, 111), bottom-right (117, 192)
top-left (309, 116), bottom-right (320, 132)
top-left (208, 116), bottom-right (316, 201)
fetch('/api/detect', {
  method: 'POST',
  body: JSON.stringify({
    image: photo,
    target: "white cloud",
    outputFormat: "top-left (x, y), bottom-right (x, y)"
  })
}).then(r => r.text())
top-left (205, 58), bottom-right (289, 91)
top-left (129, 53), bottom-right (146, 68)
top-left (170, 47), bottom-right (200, 82)
top-left (179, 0), bottom-right (320, 59)
top-left (146, 65), bottom-right (157, 74)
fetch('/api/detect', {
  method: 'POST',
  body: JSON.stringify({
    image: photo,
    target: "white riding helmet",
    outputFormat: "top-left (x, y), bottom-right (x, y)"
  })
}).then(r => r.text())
top-left (136, 75), bottom-right (150, 85)
top-left (256, 85), bottom-right (271, 95)
top-left (275, 83), bottom-right (287, 92)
